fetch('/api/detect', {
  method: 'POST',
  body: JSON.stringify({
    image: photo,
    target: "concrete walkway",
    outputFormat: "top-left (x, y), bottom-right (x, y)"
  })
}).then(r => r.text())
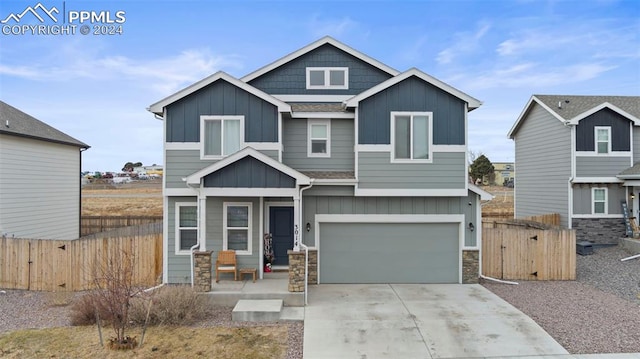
top-left (303, 284), bottom-right (568, 359)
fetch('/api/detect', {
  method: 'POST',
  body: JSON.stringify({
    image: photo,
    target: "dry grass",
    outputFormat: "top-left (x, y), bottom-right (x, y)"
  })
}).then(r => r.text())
top-left (0, 325), bottom-right (287, 359)
top-left (482, 185), bottom-right (514, 219)
top-left (82, 181), bottom-right (162, 217)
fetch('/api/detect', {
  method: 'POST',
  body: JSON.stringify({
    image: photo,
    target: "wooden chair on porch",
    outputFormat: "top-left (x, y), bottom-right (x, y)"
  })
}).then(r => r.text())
top-left (215, 250), bottom-right (237, 282)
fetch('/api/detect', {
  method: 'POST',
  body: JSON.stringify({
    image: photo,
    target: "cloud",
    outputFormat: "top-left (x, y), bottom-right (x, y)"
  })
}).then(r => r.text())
top-left (0, 44), bottom-right (243, 95)
top-left (436, 21), bottom-right (491, 64)
top-left (308, 15), bottom-right (359, 38)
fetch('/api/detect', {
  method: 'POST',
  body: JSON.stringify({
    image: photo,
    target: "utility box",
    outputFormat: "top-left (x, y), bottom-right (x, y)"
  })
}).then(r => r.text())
top-left (576, 241), bottom-right (593, 255)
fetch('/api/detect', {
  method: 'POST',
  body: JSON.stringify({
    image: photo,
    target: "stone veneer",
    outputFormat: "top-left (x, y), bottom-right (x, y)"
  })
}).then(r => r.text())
top-left (572, 218), bottom-right (625, 244)
top-left (307, 249), bottom-right (317, 284)
top-left (193, 251), bottom-right (213, 292)
top-left (462, 250), bottom-right (479, 284)
top-left (288, 250), bottom-right (305, 292)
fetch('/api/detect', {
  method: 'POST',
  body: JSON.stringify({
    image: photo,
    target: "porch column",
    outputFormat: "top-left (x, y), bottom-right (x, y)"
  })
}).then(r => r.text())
top-left (293, 192), bottom-right (300, 251)
top-left (198, 193), bottom-right (207, 250)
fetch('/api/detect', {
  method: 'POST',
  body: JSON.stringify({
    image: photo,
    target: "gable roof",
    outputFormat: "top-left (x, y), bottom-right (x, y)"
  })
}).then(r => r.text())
top-left (241, 36), bottom-right (400, 83)
top-left (343, 68), bottom-right (482, 110)
top-left (0, 101), bottom-right (89, 148)
top-left (508, 95), bottom-right (640, 138)
top-left (185, 147), bottom-right (311, 186)
top-left (147, 71), bottom-right (291, 116)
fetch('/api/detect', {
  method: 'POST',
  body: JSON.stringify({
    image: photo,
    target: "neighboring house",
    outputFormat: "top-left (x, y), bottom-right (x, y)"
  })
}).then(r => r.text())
top-left (148, 36), bottom-right (491, 285)
top-left (508, 95), bottom-right (640, 242)
top-left (0, 101), bottom-right (89, 239)
top-left (492, 162), bottom-right (514, 186)
top-left (133, 164), bottom-right (163, 175)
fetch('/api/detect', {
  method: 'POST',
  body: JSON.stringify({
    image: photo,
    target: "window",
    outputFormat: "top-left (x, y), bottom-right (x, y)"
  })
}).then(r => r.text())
top-left (592, 188), bottom-right (607, 214)
top-left (175, 202), bottom-right (197, 254)
top-left (200, 115), bottom-right (244, 159)
top-left (306, 67), bottom-right (348, 89)
top-left (391, 112), bottom-right (432, 162)
top-left (223, 202), bottom-right (252, 255)
top-left (595, 126), bottom-right (610, 154)
top-left (307, 119), bottom-right (331, 157)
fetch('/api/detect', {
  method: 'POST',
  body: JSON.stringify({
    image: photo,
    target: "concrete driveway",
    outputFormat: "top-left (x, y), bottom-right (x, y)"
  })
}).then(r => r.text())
top-left (303, 284), bottom-right (568, 359)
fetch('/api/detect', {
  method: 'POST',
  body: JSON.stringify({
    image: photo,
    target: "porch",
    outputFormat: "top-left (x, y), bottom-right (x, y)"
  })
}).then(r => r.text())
top-left (204, 271), bottom-right (305, 307)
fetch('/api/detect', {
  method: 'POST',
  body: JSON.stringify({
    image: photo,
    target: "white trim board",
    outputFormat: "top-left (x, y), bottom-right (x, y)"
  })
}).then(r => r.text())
top-left (354, 188), bottom-right (468, 197)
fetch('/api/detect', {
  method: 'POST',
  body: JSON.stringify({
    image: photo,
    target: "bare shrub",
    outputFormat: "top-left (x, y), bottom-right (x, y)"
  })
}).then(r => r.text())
top-left (129, 285), bottom-right (210, 326)
top-left (69, 292), bottom-right (110, 326)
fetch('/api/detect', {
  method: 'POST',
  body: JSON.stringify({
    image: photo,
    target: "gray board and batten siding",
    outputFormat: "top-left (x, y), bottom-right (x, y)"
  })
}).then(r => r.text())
top-left (301, 191), bottom-right (479, 248)
top-left (575, 156), bottom-right (631, 177)
top-left (575, 108), bottom-right (631, 151)
top-left (165, 79), bottom-right (278, 143)
top-left (166, 196), bottom-right (261, 284)
top-left (319, 222), bottom-right (459, 284)
top-left (247, 44), bottom-right (393, 95)
top-left (282, 116), bottom-right (355, 171)
top-left (358, 76), bottom-right (466, 145)
top-left (203, 156), bottom-right (296, 188)
top-left (358, 152), bottom-right (466, 189)
top-left (514, 102), bottom-right (572, 227)
top-left (165, 150), bottom-right (279, 188)
top-left (572, 184), bottom-right (625, 215)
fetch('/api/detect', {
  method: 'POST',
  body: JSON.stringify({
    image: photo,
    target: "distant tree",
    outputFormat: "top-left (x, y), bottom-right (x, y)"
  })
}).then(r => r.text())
top-left (467, 150), bottom-right (483, 165)
top-left (470, 155), bottom-right (494, 184)
top-left (122, 162), bottom-right (143, 172)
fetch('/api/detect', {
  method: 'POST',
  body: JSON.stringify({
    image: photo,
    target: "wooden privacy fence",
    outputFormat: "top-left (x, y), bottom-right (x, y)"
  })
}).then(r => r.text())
top-left (483, 227), bottom-right (576, 280)
top-left (523, 213), bottom-right (561, 227)
top-left (81, 215), bottom-right (162, 236)
top-left (0, 222), bottom-right (162, 291)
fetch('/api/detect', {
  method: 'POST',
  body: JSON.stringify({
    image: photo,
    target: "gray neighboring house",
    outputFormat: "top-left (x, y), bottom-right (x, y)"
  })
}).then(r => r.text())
top-left (0, 101), bottom-right (89, 239)
top-left (148, 36), bottom-right (492, 285)
top-left (508, 95), bottom-right (640, 242)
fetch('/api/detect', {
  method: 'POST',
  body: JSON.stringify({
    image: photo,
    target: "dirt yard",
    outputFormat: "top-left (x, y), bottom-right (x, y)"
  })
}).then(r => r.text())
top-left (82, 179), bottom-right (162, 216)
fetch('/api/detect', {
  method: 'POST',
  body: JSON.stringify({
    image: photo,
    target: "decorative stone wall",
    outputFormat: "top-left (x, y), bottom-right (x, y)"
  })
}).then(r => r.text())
top-left (572, 218), bottom-right (625, 244)
top-left (462, 250), bottom-right (479, 284)
top-left (288, 250), bottom-right (305, 292)
top-left (307, 249), bottom-right (318, 284)
top-left (193, 251), bottom-right (213, 292)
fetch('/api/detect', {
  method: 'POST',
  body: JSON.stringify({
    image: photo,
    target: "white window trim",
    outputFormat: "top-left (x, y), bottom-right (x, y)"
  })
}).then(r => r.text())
top-left (223, 202), bottom-right (252, 255)
top-left (307, 119), bottom-right (331, 158)
top-left (592, 187), bottom-right (608, 215)
top-left (306, 67), bottom-right (349, 90)
top-left (594, 126), bottom-right (611, 155)
top-left (390, 111), bottom-right (433, 163)
top-left (175, 201), bottom-right (198, 255)
top-left (200, 115), bottom-right (245, 160)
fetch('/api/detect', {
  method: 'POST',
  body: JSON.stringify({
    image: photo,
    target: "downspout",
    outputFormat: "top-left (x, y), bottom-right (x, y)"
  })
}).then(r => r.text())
top-left (79, 147), bottom-right (88, 238)
top-left (298, 180), bottom-right (314, 306)
top-left (185, 179), bottom-right (201, 288)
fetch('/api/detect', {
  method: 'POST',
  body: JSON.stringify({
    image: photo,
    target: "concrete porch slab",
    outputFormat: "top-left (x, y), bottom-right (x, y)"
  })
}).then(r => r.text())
top-left (280, 306), bottom-right (305, 321)
top-left (232, 299), bottom-right (283, 322)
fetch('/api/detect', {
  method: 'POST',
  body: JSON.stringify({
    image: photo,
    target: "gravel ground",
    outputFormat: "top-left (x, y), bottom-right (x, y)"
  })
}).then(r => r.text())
top-left (3, 244), bottom-right (639, 357)
top-left (0, 291), bottom-right (303, 359)
top-left (483, 245), bottom-right (640, 354)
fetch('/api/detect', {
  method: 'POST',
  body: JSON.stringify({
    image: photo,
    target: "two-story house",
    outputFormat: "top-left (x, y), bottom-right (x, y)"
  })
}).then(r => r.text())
top-left (148, 37), bottom-right (490, 285)
top-left (508, 95), bottom-right (640, 242)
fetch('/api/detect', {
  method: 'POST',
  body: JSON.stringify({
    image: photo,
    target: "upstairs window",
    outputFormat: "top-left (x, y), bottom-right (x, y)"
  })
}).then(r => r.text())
top-left (592, 188), bottom-right (607, 214)
top-left (308, 119), bottom-right (331, 157)
top-left (201, 115), bottom-right (244, 159)
top-left (595, 126), bottom-right (611, 154)
top-left (391, 112), bottom-right (433, 162)
top-left (306, 67), bottom-right (348, 89)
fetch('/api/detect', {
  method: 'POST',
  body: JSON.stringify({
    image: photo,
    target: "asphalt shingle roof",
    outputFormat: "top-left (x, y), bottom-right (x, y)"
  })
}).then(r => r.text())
top-left (299, 171), bottom-right (355, 180)
top-left (290, 103), bottom-right (346, 113)
top-left (0, 101), bottom-right (89, 148)
top-left (534, 95), bottom-right (640, 121)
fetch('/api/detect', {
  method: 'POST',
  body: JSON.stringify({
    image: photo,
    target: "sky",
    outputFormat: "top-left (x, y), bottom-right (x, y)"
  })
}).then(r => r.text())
top-left (1, 0), bottom-right (639, 172)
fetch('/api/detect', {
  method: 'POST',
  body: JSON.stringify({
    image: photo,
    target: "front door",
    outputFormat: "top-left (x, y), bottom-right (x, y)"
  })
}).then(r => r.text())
top-left (269, 207), bottom-right (294, 266)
